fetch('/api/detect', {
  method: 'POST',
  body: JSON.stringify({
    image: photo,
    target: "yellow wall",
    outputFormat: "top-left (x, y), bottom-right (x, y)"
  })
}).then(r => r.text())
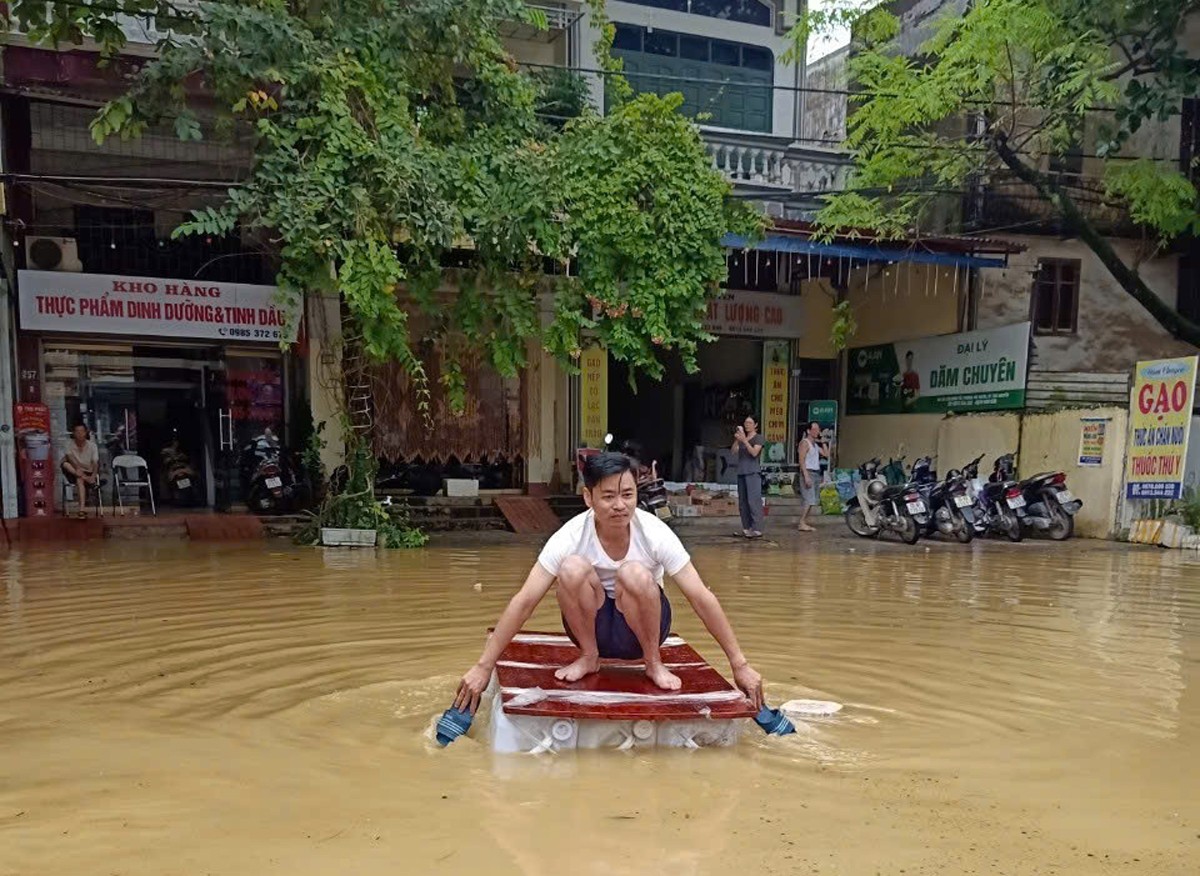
top-left (1018, 407), bottom-right (1127, 539)
top-left (525, 297), bottom-right (571, 488)
top-left (936, 413), bottom-right (1022, 475)
top-left (796, 278), bottom-right (837, 360)
top-left (304, 294), bottom-right (347, 475)
top-left (840, 406), bottom-right (1124, 538)
top-left (838, 414), bottom-right (944, 469)
top-left (847, 262), bottom-right (964, 347)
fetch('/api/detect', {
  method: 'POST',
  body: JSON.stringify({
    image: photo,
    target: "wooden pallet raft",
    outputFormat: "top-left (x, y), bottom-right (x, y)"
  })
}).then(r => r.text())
top-left (487, 630), bottom-right (757, 752)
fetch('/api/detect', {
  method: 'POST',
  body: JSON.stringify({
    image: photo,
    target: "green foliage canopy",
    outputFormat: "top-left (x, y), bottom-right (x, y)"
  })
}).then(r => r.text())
top-left (794, 0), bottom-right (1200, 344)
top-left (4, 0), bottom-right (760, 406)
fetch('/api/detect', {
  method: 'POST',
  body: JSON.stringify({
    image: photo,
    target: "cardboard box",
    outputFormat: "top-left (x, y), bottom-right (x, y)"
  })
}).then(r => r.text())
top-left (671, 504), bottom-right (701, 518)
top-left (445, 478), bottom-right (479, 498)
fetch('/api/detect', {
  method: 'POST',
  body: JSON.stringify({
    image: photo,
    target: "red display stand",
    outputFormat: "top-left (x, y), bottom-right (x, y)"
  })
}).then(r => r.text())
top-left (14, 403), bottom-right (54, 517)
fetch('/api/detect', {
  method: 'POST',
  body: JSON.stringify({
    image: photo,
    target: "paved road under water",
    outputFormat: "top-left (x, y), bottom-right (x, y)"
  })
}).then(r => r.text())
top-left (1, 533), bottom-right (1197, 875)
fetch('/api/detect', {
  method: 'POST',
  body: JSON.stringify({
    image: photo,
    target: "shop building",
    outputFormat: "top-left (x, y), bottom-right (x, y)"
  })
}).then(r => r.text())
top-left (580, 223), bottom-right (1019, 487)
top-left (0, 70), bottom-right (308, 515)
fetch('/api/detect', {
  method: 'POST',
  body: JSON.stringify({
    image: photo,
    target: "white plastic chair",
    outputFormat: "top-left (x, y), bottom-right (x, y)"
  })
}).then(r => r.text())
top-left (112, 454), bottom-right (157, 516)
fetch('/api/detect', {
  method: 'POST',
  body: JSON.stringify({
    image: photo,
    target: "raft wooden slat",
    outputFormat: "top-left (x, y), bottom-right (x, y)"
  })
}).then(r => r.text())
top-left (494, 630), bottom-right (757, 722)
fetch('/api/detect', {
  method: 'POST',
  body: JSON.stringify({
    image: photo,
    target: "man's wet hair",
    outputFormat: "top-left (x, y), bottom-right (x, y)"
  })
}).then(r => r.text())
top-left (583, 452), bottom-right (635, 490)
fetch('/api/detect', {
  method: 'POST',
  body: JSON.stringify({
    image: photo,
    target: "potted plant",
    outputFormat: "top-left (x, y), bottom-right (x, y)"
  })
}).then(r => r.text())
top-left (297, 440), bottom-right (427, 549)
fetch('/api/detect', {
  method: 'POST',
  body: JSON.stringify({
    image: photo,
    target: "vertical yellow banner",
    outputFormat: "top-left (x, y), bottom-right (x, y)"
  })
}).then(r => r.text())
top-left (761, 340), bottom-right (790, 445)
top-left (580, 345), bottom-right (608, 448)
top-left (1126, 356), bottom-right (1198, 500)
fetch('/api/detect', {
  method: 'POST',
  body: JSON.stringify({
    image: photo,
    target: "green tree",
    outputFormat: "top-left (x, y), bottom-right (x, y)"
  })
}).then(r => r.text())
top-left (795, 0), bottom-right (1200, 346)
top-left (3, 0), bottom-right (759, 404)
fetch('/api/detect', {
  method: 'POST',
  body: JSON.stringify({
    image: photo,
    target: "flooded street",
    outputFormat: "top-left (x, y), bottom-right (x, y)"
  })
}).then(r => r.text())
top-left (1, 534), bottom-right (1198, 875)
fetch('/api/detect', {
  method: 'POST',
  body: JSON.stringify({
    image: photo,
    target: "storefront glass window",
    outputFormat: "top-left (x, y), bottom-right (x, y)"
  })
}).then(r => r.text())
top-left (39, 341), bottom-right (284, 511)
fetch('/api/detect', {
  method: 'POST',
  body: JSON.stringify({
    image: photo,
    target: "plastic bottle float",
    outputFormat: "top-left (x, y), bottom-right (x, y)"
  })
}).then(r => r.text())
top-left (437, 630), bottom-right (805, 753)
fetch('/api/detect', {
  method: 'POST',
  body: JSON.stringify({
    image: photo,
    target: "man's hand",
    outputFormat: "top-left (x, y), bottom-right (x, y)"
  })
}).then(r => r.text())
top-left (453, 663), bottom-right (491, 714)
top-left (732, 662), bottom-right (764, 710)
top-left (803, 474), bottom-right (813, 489)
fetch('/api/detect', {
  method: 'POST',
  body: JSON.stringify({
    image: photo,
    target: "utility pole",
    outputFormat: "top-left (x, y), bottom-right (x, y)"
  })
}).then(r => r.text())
top-left (0, 106), bottom-right (19, 520)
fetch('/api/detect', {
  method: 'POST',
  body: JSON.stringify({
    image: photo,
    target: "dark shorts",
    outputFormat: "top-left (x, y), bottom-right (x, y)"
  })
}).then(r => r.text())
top-left (562, 589), bottom-right (673, 660)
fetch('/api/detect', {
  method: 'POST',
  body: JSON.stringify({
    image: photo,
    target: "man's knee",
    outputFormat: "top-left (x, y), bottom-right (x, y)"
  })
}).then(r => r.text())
top-left (615, 562), bottom-right (656, 600)
top-left (557, 554), bottom-right (595, 588)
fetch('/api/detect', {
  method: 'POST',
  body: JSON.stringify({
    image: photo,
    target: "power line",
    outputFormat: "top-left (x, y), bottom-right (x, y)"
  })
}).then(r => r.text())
top-left (521, 60), bottom-right (1184, 118)
top-left (1, 172), bottom-right (237, 188)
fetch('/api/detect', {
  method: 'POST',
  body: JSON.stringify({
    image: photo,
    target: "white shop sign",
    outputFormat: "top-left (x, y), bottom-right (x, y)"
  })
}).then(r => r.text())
top-left (702, 289), bottom-right (803, 338)
top-left (18, 270), bottom-right (300, 343)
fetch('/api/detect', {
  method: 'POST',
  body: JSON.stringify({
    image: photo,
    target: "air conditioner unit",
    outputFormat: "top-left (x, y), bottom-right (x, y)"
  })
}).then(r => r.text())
top-left (26, 236), bottom-right (83, 272)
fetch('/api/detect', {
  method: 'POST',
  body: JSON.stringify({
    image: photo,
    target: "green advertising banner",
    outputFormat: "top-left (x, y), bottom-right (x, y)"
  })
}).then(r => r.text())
top-left (847, 322), bottom-right (1030, 415)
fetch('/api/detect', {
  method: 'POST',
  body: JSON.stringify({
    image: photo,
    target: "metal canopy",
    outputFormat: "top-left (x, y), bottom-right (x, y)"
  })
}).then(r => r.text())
top-left (722, 233), bottom-right (1010, 269)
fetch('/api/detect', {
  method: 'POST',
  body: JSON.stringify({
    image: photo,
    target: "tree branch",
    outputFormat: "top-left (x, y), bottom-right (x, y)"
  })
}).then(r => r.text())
top-left (991, 132), bottom-right (1200, 347)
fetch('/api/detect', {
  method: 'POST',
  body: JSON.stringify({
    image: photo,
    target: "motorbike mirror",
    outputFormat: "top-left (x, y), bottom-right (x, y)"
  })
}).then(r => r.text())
top-left (603, 433), bottom-right (613, 448)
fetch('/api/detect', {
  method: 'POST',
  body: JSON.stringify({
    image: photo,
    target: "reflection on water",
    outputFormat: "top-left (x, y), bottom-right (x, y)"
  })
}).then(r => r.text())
top-left (1, 537), bottom-right (1197, 875)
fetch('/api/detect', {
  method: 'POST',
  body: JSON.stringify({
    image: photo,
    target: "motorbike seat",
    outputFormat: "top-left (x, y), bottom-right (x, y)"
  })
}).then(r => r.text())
top-left (1023, 472), bottom-right (1060, 488)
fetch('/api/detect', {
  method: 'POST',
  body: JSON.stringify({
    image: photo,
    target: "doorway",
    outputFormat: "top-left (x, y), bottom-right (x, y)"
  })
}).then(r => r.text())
top-left (40, 342), bottom-right (285, 511)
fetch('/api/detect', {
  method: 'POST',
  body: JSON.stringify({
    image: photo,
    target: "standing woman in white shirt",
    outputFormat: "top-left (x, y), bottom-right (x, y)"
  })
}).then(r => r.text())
top-left (796, 421), bottom-right (828, 532)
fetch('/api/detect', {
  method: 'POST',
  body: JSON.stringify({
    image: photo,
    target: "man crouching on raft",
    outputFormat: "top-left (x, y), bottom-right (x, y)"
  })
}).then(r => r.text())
top-left (454, 452), bottom-right (764, 713)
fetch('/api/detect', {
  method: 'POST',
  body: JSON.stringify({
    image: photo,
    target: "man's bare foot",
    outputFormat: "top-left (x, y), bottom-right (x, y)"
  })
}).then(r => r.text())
top-left (645, 662), bottom-right (682, 691)
top-left (555, 653), bottom-right (600, 683)
top-left (797, 523), bottom-right (815, 532)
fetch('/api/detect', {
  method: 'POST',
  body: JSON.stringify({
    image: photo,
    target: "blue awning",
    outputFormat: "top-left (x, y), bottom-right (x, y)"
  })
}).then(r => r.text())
top-left (722, 234), bottom-right (1009, 269)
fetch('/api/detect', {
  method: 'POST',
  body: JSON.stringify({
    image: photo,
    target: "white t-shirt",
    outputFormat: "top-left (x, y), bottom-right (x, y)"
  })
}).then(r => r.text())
top-left (537, 509), bottom-right (691, 597)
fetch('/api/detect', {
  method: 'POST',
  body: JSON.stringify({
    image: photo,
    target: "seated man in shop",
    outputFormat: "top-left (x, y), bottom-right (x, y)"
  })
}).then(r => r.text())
top-left (453, 453), bottom-right (764, 713)
top-left (61, 424), bottom-right (102, 511)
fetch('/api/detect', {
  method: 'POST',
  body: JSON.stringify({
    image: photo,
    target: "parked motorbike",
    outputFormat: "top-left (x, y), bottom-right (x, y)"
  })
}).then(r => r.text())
top-left (961, 454), bottom-right (1024, 542)
top-left (843, 457), bottom-right (925, 544)
top-left (238, 430), bottom-right (307, 514)
top-left (160, 436), bottom-right (200, 506)
top-left (992, 452), bottom-right (1083, 540)
top-left (606, 435), bottom-right (669, 517)
top-left (910, 456), bottom-right (975, 543)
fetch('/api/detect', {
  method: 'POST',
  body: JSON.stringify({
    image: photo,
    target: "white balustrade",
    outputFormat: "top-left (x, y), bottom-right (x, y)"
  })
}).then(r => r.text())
top-left (702, 131), bottom-right (851, 196)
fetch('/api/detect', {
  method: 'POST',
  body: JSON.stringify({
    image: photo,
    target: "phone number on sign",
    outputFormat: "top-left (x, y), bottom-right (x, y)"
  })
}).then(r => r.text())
top-left (222, 328), bottom-right (282, 340)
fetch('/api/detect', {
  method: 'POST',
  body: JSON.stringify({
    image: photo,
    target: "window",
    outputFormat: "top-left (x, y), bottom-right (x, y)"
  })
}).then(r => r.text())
top-left (623, 0), bottom-right (773, 27)
top-left (609, 28), bottom-right (774, 132)
top-left (710, 39), bottom-right (740, 67)
top-left (1032, 259), bottom-right (1080, 335)
top-left (644, 30), bottom-right (678, 56)
top-left (741, 45), bottom-right (773, 71)
top-left (679, 34), bottom-right (709, 61)
top-left (1049, 142), bottom-right (1084, 178)
top-left (613, 24), bottom-right (643, 51)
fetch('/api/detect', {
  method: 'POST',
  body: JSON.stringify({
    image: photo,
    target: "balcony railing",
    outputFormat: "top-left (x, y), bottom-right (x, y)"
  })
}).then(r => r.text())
top-left (499, 1), bottom-right (583, 41)
top-left (701, 129), bottom-right (853, 211)
top-left (966, 172), bottom-right (1139, 238)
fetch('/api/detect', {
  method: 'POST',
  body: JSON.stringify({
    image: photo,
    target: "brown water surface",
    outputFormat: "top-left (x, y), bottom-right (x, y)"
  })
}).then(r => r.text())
top-left (1, 535), bottom-right (1197, 875)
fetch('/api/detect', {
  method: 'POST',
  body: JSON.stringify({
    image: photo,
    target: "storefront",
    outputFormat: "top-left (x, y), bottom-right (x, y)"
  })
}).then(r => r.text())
top-left (602, 285), bottom-right (812, 483)
top-left (14, 269), bottom-right (300, 514)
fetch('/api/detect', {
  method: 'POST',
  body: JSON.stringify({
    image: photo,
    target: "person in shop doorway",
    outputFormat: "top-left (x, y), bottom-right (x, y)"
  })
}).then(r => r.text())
top-left (901, 350), bottom-right (921, 408)
top-left (796, 421), bottom-right (828, 532)
top-left (732, 415), bottom-right (765, 539)
top-left (62, 424), bottom-right (102, 517)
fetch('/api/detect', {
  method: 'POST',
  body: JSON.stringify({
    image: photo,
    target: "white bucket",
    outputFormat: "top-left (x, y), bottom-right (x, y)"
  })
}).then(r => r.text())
top-left (23, 432), bottom-right (50, 462)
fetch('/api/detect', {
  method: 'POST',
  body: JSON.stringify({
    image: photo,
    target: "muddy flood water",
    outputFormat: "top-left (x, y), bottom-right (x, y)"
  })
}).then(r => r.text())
top-left (1, 533), bottom-right (1198, 875)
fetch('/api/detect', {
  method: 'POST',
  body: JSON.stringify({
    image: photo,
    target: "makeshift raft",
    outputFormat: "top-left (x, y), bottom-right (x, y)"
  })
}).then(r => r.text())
top-left (488, 630), bottom-right (757, 753)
